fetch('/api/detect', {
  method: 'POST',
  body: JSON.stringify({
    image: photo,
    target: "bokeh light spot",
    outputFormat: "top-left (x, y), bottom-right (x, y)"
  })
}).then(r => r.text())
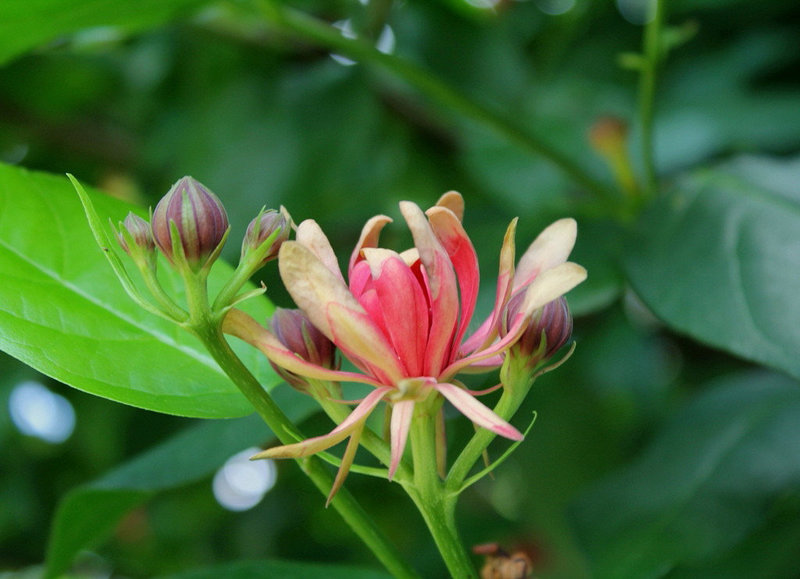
top-left (213, 447), bottom-right (277, 512)
top-left (9, 380), bottom-right (76, 444)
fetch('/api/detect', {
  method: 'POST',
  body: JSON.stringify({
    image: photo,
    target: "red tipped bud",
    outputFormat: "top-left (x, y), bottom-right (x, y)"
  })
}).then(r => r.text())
top-left (270, 308), bottom-right (336, 392)
top-left (241, 208), bottom-right (290, 267)
top-left (505, 294), bottom-right (573, 368)
top-left (151, 176), bottom-right (229, 271)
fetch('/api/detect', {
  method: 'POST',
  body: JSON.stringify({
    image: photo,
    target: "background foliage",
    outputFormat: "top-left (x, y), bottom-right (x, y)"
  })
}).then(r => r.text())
top-left (1, 0), bottom-right (800, 577)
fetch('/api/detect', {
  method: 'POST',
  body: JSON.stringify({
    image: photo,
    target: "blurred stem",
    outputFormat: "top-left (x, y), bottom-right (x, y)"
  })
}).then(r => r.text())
top-left (404, 396), bottom-right (477, 578)
top-left (255, 0), bottom-right (615, 200)
top-left (638, 0), bottom-right (666, 197)
top-left (179, 278), bottom-right (419, 578)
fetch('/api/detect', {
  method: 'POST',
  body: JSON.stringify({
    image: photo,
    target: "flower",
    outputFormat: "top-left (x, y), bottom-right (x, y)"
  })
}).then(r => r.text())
top-left (151, 176), bottom-right (229, 271)
top-left (224, 192), bottom-right (586, 492)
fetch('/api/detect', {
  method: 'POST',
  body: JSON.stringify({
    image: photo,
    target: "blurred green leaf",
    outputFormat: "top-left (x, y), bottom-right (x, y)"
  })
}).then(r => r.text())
top-left (571, 370), bottom-right (800, 577)
top-left (0, 0), bottom-right (209, 65)
top-left (156, 558), bottom-right (392, 579)
top-left (0, 163), bottom-right (277, 417)
top-left (45, 402), bottom-right (314, 579)
top-left (624, 155), bottom-right (800, 380)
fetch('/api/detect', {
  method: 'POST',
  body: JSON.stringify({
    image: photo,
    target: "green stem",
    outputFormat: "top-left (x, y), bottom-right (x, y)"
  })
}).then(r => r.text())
top-left (638, 0), bottom-right (665, 197)
top-left (447, 366), bottom-right (534, 492)
top-left (179, 277), bottom-right (418, 579)
top-left (255, 0), bottom-right (615, 201)
top-left (405, 397), bottom-right (477, 578)
top-left (196, 324), bottom-right (420, 579)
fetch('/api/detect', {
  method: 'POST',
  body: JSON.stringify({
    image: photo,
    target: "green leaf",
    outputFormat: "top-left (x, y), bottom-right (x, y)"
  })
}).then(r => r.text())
top-left (624, 155), bottom-right (800, 380)
top-left (571, 370), bottom-right (800, 577)
top-left (0, 163), bottom-right (277, 417)
top-left (0, 0), bottom-right (209, 66)
top-left (45, 396), bottom-right (315, 579)
top-left (156, 559), bottom-right (393, 579)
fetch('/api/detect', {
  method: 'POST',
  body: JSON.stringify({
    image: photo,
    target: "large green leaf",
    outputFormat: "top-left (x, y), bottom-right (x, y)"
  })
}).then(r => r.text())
top-left (624, 155), bottom-right (800, 379)
top-left (0, 163), bottom-right (277, 417)
top-left (571, 370), bottom-right (800, 577)
top-left (0, 0), bottom-right (209, 66)
top-left (157, 559), bottom-right (392, 579)
top-left (45, 393), bottom-right (315, 579)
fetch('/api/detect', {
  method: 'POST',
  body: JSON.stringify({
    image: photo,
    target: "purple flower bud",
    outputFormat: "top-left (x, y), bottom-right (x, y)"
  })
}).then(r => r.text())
top-left (505, 294), bottom-right (573, 368)
top-left (270, 308), bottom-right (336, 392)
top-left (151, 176), bottom-right (229, 271)
top-left (116, 212), bottom-right (154, 256)
top-left (241, 209), bottom-right (290, 267)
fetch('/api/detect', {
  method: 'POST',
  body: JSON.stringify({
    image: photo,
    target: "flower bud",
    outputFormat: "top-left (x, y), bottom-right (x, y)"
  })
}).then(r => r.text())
top-left (588, 116), bottom-right (629, 157)
top-left (151, 176), bottom-right (229, 271)
top-left (505, 294), bottom-right (573, 368)
top-left (270, 308), bottom-right (337, 392)
top-left (116, 212), bottom-right (154, 256)
top-left (241, 208), bottom-right (290, 268)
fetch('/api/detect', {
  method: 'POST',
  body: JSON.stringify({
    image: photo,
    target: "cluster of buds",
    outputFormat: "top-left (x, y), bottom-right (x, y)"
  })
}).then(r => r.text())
top-left (112, 176), bottom-right (290, 319)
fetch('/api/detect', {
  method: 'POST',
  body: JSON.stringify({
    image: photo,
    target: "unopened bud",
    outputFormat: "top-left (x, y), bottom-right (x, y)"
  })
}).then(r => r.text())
top-left (241, 208), bottom-right (290, 267)
top-left (151, 176), bottom-right (229, 271)
top-left (270, 308), bottom-right (336, 392)
top-left (116, 212), bottom-right (154, 256)
top-left (588, 116), bottom-right (628, 156)
top-left (588, 116), bottom-right (639, 198)
top-left (506, 294), bottom-right (573, 368)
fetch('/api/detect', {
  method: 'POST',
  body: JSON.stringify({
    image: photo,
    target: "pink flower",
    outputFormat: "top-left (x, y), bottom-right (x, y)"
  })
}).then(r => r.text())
top-left (225, 192), bottom-right (585, 494)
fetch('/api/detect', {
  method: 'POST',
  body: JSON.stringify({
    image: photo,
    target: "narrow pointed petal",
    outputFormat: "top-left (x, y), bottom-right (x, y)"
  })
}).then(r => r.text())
top-left (295, 220), bottom-right (346, 282)
top-left (251, 424), bottom-right (353, 460)
top-left (436, 383), bottom-right (523, 441)
top-left (348, 214), bottom-right (392, 275)
top-left (435, 191), bottom-right (464, 222)
top-left (460, 218), bottom-right (517, 354)
top-left (280, 242), bottom-right (405, 382)
top-left (513, 218), bottom-right (578, 291)
top-left (326, 423), bottom-right (364, 506)
top-left (400, 201), bottom-right (459, 376)
top-left (251, 386), bottom-right (390, 460)
top-left (388, 400), bottom-right (415, 480)
top-left (427, 206), bottom-right (479, 358)
top-left (223, 309), bottom-right (381, 386)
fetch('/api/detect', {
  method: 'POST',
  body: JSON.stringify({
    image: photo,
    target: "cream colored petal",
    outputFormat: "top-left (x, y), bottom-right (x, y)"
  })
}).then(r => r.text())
top-left (296, 219), bottom-right (345, 282)
top-left (513, 218), bottom-right (578, 292)
top-left (348, 214), bottom-right (392, 274)
top-left (435, 191), bottom-right (464, 221)
top-left (521, 261), bottom-right (587, 315)
top-left (279, 241), bottom-right (355, 339)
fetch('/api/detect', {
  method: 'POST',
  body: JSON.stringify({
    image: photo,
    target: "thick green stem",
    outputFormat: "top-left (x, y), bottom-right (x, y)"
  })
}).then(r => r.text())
top-left (638, 0), bottom-right (665, 197)
top-left (405, 397), bottom-right (477, 578)
top-left (255, 0), bottom-right (615, 201)
top-left (178, 272), bottom-right (418, 579)
top-left (195, 323), bottom-right (420, 579)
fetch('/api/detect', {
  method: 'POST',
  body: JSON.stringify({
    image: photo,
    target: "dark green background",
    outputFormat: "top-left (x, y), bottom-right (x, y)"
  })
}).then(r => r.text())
top-left (2, 0), bottom-right (800, 577)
